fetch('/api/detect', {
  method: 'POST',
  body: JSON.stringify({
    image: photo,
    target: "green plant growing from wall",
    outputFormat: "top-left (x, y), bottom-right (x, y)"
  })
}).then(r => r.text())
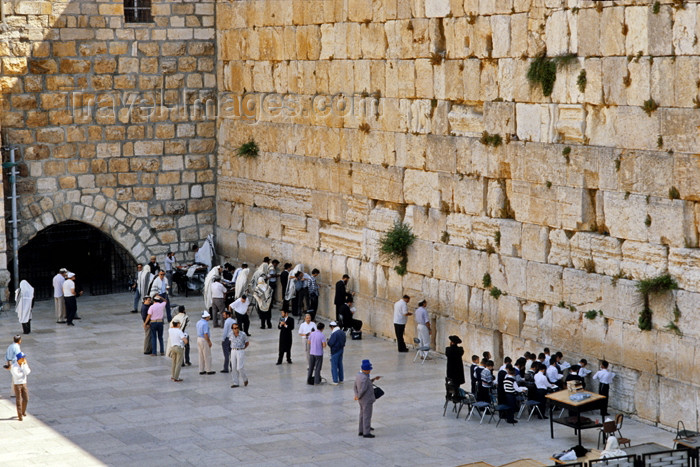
top-left (636, 274), bottom-right (679, 331)
top-left (490, 287), bottom-right (502, 299)
top-left (642, 98), bottom-right (659, 116)
top-left (527, 55), bottom-right (557, 97)
top-left (494, 231), bottom-right (501, 247)
top-left (527, 54), bottom-right (578, 97)
top-left (379, 221), bottom-right (416, 276)
top-left (652, 1), bottom-right (660, 14)
top-left (584, 309), bottom-right (603, 320)
top-left (665, 321), bottom-right (682, 335)
top-left (237, 139), bottom-right (259, 158)
top-left (669, 186), bottom-right (680, 200)
top-left (480, 131), bottom-right (503, 147)
top-left (657, 135), bottom-right (664, 148)
top-left (577, 69), bottom-right (587, 93)
top-left (645, 214), bottom-right (652, 227)
top-left (482, 273), bottom-right (492, 288)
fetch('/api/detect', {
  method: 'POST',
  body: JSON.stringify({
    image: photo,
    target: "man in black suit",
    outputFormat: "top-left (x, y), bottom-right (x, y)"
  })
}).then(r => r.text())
top-left (276, 309), bottom-right (294, 364)
top-left (334, 274), bottom-right (351, 322)
top-left (339, 296), bottom-right (362, 332)
top-left (280, 263), bottom-right (292, 313)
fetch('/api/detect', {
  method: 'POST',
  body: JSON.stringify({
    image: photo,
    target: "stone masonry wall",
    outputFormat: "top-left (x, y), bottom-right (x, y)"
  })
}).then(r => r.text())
top-left (216, 0), bottom-right (700, 428)
top-left (0, 0), bottom-right (217, 264)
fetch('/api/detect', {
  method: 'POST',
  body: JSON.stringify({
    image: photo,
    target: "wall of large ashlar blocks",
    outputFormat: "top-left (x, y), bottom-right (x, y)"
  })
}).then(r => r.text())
top-left (0, 0), bottom-right (217, 265)
top-left (216, 0), bottom-right (700, 427)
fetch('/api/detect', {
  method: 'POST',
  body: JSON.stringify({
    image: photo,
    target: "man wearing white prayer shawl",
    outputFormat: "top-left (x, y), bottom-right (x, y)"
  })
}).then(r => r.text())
top-left (15, 281), bottom-right (34, 335)
top-left (203, 266), bottom-right (222, 311)
top-left (138, 264), bottom-right (154, 304)
top-left (234, 265), bottom-right (250, 300)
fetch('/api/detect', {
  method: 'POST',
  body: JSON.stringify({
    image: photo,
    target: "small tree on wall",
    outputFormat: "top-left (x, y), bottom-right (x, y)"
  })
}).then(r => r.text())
top-left (380, 221), bottom-right (416, 276)
top-left (635, 274), bottom-right (678, 331)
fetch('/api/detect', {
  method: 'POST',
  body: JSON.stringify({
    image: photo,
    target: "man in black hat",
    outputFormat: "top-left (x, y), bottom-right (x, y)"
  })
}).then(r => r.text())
top-left (445, 335), bottom-right (465, 388)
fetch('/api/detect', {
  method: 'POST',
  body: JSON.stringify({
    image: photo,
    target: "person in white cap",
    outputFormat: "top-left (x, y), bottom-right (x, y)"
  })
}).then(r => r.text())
top-left (52, 268), bottom-right (68, 323)
top-left (196, 311), bottom-right (215, 375)
top-left (63, 272), bottom-right (78, 326)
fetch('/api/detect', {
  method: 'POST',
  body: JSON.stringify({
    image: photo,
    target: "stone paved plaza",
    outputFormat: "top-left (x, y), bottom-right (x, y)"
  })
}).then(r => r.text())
top-left (0, 293), bottom-right (677, 466)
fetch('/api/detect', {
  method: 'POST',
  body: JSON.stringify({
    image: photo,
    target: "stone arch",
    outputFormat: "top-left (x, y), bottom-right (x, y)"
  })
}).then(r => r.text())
top-left (17, 196), bottom-right (160, 264)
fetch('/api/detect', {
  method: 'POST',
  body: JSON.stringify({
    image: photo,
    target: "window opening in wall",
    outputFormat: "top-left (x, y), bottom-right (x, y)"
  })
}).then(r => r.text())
top-left (124, 0), bottom-right (153, 23)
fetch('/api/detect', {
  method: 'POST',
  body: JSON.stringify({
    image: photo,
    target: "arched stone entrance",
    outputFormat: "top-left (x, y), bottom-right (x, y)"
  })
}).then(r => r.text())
top-left (17, 220), bottom-right (138, 300)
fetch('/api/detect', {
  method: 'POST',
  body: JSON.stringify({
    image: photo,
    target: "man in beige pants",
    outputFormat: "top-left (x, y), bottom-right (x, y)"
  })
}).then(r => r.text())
top-left (168, 321), bottom-right (188, 382)
top-left (53, 268), bottom-right (67, 323)
top-left (196, 311), bottom-right (216, 375)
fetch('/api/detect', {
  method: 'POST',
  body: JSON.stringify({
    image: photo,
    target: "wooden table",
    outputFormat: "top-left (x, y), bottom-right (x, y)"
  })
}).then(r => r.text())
top-left (550, 449), bottom-right (601, 465)
top-left (545, 390), bottom-right (606, 448)
top-left (499, 459), bottom-right (545, 467)
top-left (674, 436), bottom-right (700, 462)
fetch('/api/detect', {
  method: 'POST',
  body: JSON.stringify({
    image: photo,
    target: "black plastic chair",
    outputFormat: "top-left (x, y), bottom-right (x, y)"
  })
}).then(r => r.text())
top-left (443, 378), bottom-right (466, 418)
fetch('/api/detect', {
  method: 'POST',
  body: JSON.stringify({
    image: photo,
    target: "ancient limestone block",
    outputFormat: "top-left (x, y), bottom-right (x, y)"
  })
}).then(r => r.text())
top-left (624, 6), bottom-right (648, 55)
top-left (433, 244), bottom-right (461, 282)
top-left (672, 3), bottom-right (697, 55)
top-left (320, 225), bottom-right (362, 258)
top-left (496, 218), bottom-right (521, 258)
top-left (648, 5), bottom-right (672, 56)
top-left (490, 15), bottom-right (511, 58)
top-left (406, 238), bottom-right (435, 277)
top-left (458, 247), bottom-right (488, 288)
top-left (544, 9), bottom-right (570, 56)
top-left (674, 290), bottom-right (700, 340)
top-left (669, 248), bottom-right (700, 293)
top-left (555, 104), bottom-right (587, 144)
top-left (647, 198), bottom-right (697, 248)
top-left (658, 377), bottom-right (697, 428)
top-left (351, 163), bottom-right (403, 204)
top-left (425, 0), bottom-right (451, 17)
top-left (601, 6), bottom-right (625, 56)
top-left (485, 178), bottom-right (505, 218)
top-left (620, 240), bottom-right (668, 279)
top-left (673, 57), bottom-right (698, 108)
top-left (561, 268), bottom-right (604, 309)
top-left (454, 177), bottom-right (486, 216)
top-left (586, 106), bottom-right (659, 152)
top-left (497, 294), bottom-right (521, 336)
top-left (403, 169), bottom-right (441, 207)
top-left (515, 103), bottom-right (554, 143)
top-left (599, 277), bottom-right (642, 324)
top-left (484, 101), bottom-right (515, 136)
top-left (501, 255), bottom-right (527, 298)
top-left (525, 261), bottom-right (562, 304)
top-left (650, 57), bottom-right (675, 107)
top-left (447, 104), bottom-right (484, 137)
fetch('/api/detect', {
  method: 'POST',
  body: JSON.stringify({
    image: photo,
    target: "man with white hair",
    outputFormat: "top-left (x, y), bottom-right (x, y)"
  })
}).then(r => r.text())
top-left (52, 268), bottom-right (67, 323)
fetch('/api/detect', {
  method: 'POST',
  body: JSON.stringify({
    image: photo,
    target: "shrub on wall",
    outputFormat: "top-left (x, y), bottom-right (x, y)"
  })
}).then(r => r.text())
top-left (379, 221), bottom-right (416, 276)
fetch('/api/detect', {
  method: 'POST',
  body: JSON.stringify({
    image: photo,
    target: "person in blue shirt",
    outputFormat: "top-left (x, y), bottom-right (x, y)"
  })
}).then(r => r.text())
top-left (328, 321), bottom-right (347, 385)
top-left (4, 335), bottom-right (22, 397)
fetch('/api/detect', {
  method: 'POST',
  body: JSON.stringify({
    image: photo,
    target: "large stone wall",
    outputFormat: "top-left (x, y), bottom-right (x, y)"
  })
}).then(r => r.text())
top-left (216, 0), bottom-right (700, 428)
top-left (0, 0), bottom-right (217, 263)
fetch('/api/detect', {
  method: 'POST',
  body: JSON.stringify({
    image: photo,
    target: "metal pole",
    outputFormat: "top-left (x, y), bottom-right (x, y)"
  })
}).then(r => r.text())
top-left (9, 147), bottom-right (19, 287)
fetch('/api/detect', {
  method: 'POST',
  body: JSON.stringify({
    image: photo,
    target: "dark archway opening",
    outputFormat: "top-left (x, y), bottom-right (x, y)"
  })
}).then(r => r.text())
top-left (16, 220), bottom-right (138, 300)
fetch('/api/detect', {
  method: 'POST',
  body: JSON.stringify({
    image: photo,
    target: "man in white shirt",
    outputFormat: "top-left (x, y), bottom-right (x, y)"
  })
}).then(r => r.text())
top-left (52, 268), bottom-right (67, 323)
top-left (220, 310), bottom-right (237, 373)
top-left (210, 278), bottom-right (228, 328)
top-left (393, 295), bottom-right (412, 353)
top-left (593, 360), bottom-right (615, 416)
top-left (297, 313), bottom-right (317, 369)
top-left (546, 361), bottom-right (563, 387)
top-left (168, 321), bottom-right (188, 382)
top-left (229, 294), bottom-right (251, 336)
top-left (150, 270), bottom-right (172, 321)
top-left (63, 272), bottom-right (78, 326)
top-left (533, 363), bottom-right (557, 419)
top-left (414, 299), bottom-right (430, 359)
